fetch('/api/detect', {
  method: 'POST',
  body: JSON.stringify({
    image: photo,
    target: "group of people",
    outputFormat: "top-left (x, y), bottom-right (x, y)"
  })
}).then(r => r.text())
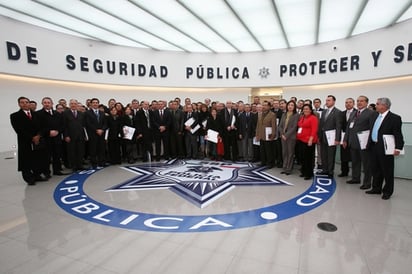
top-left (10, 94), bottom-right (404, 200)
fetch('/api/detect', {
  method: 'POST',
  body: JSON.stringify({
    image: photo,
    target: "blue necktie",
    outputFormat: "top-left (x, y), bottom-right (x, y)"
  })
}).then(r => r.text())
top-left (371, 115), bottom-right (382, 142)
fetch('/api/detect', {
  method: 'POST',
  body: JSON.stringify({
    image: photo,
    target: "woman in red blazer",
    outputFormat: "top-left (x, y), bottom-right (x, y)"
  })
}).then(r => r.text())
top-left (297, 104), bottom-right (319, 180)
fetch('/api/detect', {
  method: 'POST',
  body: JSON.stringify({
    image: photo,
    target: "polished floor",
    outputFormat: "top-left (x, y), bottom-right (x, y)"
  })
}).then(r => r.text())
top-left (1, 151), bottom-right (412, 274)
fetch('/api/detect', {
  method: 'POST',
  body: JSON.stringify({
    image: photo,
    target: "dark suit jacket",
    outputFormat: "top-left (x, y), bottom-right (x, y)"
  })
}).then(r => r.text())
top-left (219, 108), bottom-right (237, 136)
top-left (36, 108), bottom-right (65, 144)
top-left (344, 108), bottom-right (377, 150)
top-left (10, 109), bottom-right (42, 171)
top-left (85, 109), bottom-right (107, 140)
top-left (371, 111), bottom-right (404, 152)
top-left (237, 111), bottom-right (254, 137)
top-left (135, 109), bottom-right (154, 141)
top-left (107, 115), bottom-right (122, 141)
top-left (63, 109), bottom-right (85, 141)
top-left (319, 107), bottom-right (342, 143)
top-left (183, 111), bottom-right (199, 135)
top-left (341, 108), bottom-right (356, 133)
top-left (170, 109), bottom-right (184, 134)
top-left (152, 108), bottom-right (172, 134)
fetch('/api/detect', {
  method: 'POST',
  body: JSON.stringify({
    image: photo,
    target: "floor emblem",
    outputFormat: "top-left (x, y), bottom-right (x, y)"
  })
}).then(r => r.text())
top-left (108, 159), bottom-right (291, 208)
top-left (54, 160), bottom-right (335, 233)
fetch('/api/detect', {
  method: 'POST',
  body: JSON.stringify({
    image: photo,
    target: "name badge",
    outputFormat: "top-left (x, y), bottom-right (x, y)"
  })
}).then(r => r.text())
top-left (349, 122), bottom-right (354, 128)
top-left (297, 127), bottom-right (303, 134)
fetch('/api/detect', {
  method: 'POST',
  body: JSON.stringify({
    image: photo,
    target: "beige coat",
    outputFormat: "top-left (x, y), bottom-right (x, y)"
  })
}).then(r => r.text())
top-left (256, 111), bottom-right (277, 141)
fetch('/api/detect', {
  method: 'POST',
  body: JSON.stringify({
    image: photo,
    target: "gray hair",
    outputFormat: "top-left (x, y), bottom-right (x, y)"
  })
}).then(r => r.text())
top-left (377, 97), bottom-right (391, 109)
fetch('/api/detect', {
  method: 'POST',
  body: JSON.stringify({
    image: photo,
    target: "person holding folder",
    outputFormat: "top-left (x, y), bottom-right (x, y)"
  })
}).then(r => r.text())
top-left (318, 95), bottom-right (342, 178)
top-left (366, 97), bottom-right (404, 200)
top-left (343, 96), bottom-right (377, 188)
top-left (256, 101), bottom-right (277, 168)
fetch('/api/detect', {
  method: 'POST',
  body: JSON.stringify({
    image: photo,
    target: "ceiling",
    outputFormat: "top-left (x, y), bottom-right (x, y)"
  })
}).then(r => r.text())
top-left (1, 0), bottom-right (412, 53)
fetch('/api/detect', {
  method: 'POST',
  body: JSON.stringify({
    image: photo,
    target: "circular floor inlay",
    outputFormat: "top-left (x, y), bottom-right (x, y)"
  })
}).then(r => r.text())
top-left (317, 222), bottom-right (338, 232)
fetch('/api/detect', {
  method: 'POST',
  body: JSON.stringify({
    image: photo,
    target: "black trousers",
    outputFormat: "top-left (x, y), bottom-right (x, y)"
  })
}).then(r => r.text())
top-left (370, 143), bottom-right (395, 196)
top-left (297, 140), bottom-right (315, 177)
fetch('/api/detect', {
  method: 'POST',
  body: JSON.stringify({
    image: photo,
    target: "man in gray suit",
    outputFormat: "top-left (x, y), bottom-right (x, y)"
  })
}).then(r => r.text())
top-left (318, 95), bottom-right (342, 177)
top-left (343, 96), bottom-right (377, 188)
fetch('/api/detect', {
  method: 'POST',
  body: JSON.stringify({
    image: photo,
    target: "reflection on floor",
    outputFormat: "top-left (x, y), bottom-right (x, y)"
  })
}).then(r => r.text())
top-left (1, 152), bottom-right (411, 274)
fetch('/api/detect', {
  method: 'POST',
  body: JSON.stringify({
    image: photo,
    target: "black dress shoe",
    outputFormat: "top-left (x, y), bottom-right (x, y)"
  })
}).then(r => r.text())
top-left (280, 171), bottom-right (286, 174)
top-left (299, 174), bottom-right (304, 177)
top-left (359, 185), bottom-right (371, 190)
top-left (54, 171), bottom-right (68, 176)
top-left (285, 172), bottom-right (291, 175)
top-left (304, 176), bottom-right (312, 180)
top-left (382, 194), bottom-right (391, 200)
top-left (27, 181), bottom-right (36, 185)
top-left (34, 175), bottom-right (48, 182)
top-left (337, 173), bottom-right (348, 177)
top-left (365, 190), bottom-right (381, 194)
top-left (346, 180), bottom-right (360, 184)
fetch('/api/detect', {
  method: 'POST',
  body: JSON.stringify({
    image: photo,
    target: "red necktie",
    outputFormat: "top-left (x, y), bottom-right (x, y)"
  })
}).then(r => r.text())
top-left (27, 111), bottom-right (32, 120)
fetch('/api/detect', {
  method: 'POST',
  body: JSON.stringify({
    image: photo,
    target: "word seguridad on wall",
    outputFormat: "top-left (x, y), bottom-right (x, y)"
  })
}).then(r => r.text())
top-left (2, 39), bottom-right (412, 86)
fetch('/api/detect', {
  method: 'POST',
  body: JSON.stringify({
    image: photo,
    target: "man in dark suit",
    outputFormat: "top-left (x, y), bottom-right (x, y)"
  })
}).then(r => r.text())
top-left (339, 97), bottom-right (356, 177)
top-left (238, 104), bottom-right (254, 162)
top-left (251, 103), bottom-right (261, 162)
top-left (152, 100), bottom-right (172, 161)
top-left (318, 95), bottom-right (342, 177)
top-left (37, 97), bottom-right (66, 176)
top-left (313, 98), bottom-right (324, 169)
top-left (135, 100), bottom-right (154, 162)
top-left (220, 100), bottom-right (238, 161)
top-left (366, 97), bottom-right (404, 200)
top-left (183, 104), bottom-right (199, 159)
top-left (63, 99), bottom-right (86, 172)
top-left (343, 96), bottom-right (377, 188)
top-left (84, 98), bottom-right (107, 168)
top-left (169, 100), bottom-right (185, 159)
top-left (272, 99), bottom-right (284, 167)
top-left (10, 96), bottom-right (47, 185)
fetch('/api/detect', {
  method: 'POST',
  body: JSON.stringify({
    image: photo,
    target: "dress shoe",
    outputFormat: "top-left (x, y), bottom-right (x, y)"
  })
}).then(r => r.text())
top-left (44, 173), bottom-right (52, 179)
top-left (299, 174), bottom-right (304, 177)
top-left (280, 171), bottom-right (286, 174)
top-left (337, 173), bottom-right (348, 177)
top-left (346, 180), bottom-right (360, 184)
top-left (382, 194), bottom-right (391, 200)
top-left (304, 176), bottom-right (312, 180)
top-left (365, 190), bottom-right (381, 194)
top-left (27, 180), bottom-right (36, 185)
top-left (359, 185), bottom-right (371, 190)
top-left (54, 171), bottom-right (68, 176)
top-left (34, 175), bottom-right (48, 182)
top-left (285, 172), bottom-right (291, 175)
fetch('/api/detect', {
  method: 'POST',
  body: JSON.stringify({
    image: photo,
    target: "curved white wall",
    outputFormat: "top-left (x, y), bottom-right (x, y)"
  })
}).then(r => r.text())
top-left (1, 16), bottom-right (412, 87)
top-left (1, 16), bottom-right (412, 154)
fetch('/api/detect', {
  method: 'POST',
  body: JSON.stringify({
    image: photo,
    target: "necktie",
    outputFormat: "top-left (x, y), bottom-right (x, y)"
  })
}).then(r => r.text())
top-left (145, 110), bottom-right (150, 128)
top-left (26, 111), bottom-right (32, 120)
top-left (324, 108), bottom-right (330, 119)
top-left (73, 110), bottom-right (77, 118)
top-left (95, 110), bottom-right (99, 121)
top-left (49, 110), bottom-right (53, 116)
top-left (160, 110), bottom-right (163, 119)
top-left (356, 110), bottom-right (360, 118)
top-left (371, 114), bottom-right (383, 142)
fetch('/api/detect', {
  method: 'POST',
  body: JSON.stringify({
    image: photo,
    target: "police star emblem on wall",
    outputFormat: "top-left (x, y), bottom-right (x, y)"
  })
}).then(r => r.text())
top-left (258, 67), bottom-right (270, 78)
